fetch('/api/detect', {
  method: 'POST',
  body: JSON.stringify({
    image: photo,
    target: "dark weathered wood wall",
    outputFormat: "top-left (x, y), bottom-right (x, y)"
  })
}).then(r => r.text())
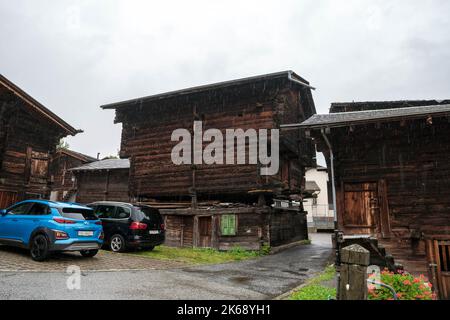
top-left (163, 215), bottom-right (195, 247)
top-left (269, 208), bottom-right (308, 247)
top-left (160, 206), bottom-right (307, 250)
top-left (0, 99), bottom-right (64, 206)
top-left (74, 169), bottom-right (130, 204)
top-left (49, 153), bottom-right (87, 200)
top-left (114, 79), bottom-right (315, 201)
top-left (317, 117), bottom-right (450, 274)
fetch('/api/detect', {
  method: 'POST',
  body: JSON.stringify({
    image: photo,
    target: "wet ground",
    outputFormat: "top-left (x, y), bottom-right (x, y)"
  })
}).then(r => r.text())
top-left (0, 233), bottom-right (333, 300)
top-left (178, 233), bottom-right (333, 297)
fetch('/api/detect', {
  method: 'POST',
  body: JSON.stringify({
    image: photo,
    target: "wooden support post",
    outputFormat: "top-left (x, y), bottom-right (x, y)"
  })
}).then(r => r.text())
top-left (338, 244), bottom-right (370, 300)
top-left (104, 169), bottom-right (110, 201)
top-left (211, 215), bottom-right (218, 249)
top-left (193, 215), bottom-right (199, 248)
top-left (180, 219), bottom-right (185, 247)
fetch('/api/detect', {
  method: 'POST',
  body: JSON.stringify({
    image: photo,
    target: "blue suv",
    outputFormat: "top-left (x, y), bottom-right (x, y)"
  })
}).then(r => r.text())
top-left (0, 200), bottom-right (104, 261)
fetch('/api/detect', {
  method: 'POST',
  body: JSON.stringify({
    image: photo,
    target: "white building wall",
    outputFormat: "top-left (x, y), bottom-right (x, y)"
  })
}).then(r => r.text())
top-left (304, 167), bottom-right (334, 229)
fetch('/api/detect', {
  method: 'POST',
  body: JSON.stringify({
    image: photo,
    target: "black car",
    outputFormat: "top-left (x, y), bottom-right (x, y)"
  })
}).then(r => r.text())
top-left (87, 201), bottom-right (165, 252)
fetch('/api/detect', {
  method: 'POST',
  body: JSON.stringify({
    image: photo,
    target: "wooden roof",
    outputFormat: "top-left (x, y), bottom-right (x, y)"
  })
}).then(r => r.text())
top-left (330, 99), bottom-right (450, 113)
top-left (100, 70), bottom-right (313, 110)
top-left (0, 74), bottom-right (80, 136)
top-left (54, 148), bottom-right (97, 163)
top-left (286, 104), bottom-right (450, 130)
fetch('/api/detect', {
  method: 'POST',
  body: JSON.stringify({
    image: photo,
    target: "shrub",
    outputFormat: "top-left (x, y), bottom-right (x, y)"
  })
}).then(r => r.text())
top-left (368, 269), bottom-right (435, 300)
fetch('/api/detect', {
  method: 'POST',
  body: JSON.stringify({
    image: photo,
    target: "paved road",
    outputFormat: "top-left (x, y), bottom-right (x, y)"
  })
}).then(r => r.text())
top-left (0, 233), bottom-right (332, 300)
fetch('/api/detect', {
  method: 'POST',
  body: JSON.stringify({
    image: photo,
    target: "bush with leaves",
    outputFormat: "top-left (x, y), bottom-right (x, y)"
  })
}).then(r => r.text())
top-left (368, 269), bottom-right (435, 300)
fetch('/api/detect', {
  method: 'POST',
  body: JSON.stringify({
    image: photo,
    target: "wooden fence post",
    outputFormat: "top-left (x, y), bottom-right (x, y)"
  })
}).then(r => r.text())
top-left (338, 244), bottom-right (370, 300)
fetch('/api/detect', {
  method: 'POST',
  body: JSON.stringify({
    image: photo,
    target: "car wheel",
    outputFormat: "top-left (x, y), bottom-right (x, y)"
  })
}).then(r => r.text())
top-left (80, 249), bottom-right (99, 258)
top-left (30, 234), bottom-right (50, 262)
top-left (110, 234), bottom-right (126, 252)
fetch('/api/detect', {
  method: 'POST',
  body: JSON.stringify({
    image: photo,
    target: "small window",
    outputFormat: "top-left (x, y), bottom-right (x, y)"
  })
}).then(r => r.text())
top-left (7, 203), bottom-right (33, 215)
top-left (114, 207), bottom-right (131, 219)
top-left (28, 203), bottom-right (51, 215)
top-left (94, 205), bottom-right (116, 219)
top-left (221, 214), bottom-right (237, 236)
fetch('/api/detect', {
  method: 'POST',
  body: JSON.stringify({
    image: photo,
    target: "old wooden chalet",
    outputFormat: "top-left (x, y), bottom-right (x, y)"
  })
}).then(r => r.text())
top-left (296, 99), bottom-right (450, 299)
top-left (0, 74), bottom-right (80, 208)
top-left (70, 158), bottom-right (130, 204)
top-left (49, 148), bottom-right (97, 202)
top-left (101, 71), bottom-right (317, 250)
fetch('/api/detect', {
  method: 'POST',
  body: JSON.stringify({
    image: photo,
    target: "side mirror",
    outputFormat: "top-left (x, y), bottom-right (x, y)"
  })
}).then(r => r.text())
top-left (0, 209), bottom-right (7, 216)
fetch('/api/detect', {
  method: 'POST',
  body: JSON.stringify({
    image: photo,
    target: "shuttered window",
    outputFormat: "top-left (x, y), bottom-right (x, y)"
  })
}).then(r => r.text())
top-left (221, 214), bottom-right (237, 236)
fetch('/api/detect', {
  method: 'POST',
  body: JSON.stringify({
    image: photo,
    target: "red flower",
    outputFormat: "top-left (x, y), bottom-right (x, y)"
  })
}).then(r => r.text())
top-left (413, 278), bottom-right (421, 283)
top-left (403, 280), bottom-right (412, 286)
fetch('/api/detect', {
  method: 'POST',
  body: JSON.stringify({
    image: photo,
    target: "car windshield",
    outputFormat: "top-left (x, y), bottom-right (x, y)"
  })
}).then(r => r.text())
top-left (60, 207), bottom-right (98, 220)
top-left (133, 206), bottom-right (162, 223)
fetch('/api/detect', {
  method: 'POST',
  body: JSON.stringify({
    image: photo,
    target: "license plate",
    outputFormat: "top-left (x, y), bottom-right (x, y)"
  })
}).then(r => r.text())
top-left (149, 230), bottom-right (160, 235)
top-left (78, 231), bottom-right (94, 237)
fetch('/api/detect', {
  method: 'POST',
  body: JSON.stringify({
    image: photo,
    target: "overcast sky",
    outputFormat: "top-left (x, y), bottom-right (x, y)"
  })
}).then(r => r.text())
top-left (1, 0), bottom-right (449, 161)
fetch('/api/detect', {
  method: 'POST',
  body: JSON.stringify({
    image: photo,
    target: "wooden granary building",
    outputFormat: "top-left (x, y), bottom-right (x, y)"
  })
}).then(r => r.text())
top-left (70, 158), bottom-right (131, 204)
top-left (296, 100), bottom-right (450, 299)
top-left (0, 74), bottom-right (80, 208)
top-left (49, 149), bottom-right (97, 202)
top-left (101, 71), bottom-right (317, 250)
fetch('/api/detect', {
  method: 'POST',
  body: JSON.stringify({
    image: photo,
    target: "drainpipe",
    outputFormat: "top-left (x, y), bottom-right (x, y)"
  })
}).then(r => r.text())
top-left (321, 128), bottom-right (343, 299)
top-left (320, 129), bottom-right (337, 228)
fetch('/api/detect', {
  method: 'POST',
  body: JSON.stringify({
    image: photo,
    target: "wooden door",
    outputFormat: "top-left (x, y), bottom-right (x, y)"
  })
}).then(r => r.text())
top-left (26, 148), bottom-right (50, 187)
top-left (428, 239), bottom-right (450, 299)
top-left (342, 182), bottom-right (379, 235)
top-left (198, 216), bottom-right (212, 248)
top-left (0, 191), bottom-right (18, 208)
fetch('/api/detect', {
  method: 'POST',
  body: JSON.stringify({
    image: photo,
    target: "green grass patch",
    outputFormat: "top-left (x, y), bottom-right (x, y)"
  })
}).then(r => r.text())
top-left (289, 265), bottom-right (336, 300)
top-left (133, 245), bottom-right (267, 265)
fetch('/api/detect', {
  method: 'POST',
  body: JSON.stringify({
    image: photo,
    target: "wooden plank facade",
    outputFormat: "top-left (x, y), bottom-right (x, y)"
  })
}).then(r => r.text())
top-left (102, 71), bottom-right (316, 203)
top-left (70, 159), bottom-right (131, 204)
top-left (160, 206), bottom-right (308, 250)
top-left (100, 71), bottom-right (316, 249)
top-left (49, 149), bottom-right (96, 201)
top-left (301, 100), bottom-right (450, 299)
top-left (0, 74), bottom-right (79, 208)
